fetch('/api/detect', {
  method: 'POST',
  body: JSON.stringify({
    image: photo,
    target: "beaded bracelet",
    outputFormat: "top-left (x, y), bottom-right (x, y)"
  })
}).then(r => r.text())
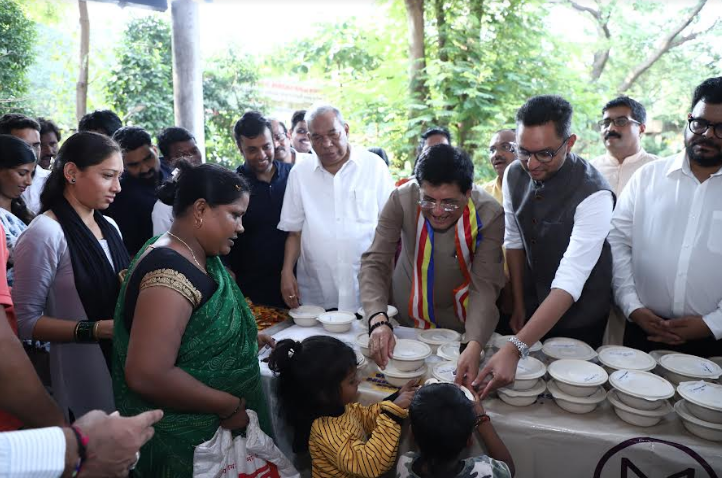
top-left (74, 321), bottom-right (96, 343)
top-left (475, 413), bottom-right (491, 427)
top-left (70, 425), bottom-right (89, 477)
top-left (367, 311), bottom-right (389, 328)
top-left (368, 320), bottom-right (393, 336)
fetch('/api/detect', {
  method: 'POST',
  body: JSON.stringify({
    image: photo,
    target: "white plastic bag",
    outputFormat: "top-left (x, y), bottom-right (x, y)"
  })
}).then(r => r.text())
top-left (193, 410), bottom-right (300, 478)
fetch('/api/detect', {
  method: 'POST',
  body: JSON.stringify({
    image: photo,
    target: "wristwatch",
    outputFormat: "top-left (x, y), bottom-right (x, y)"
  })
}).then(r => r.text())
top-left (508, 336), bottom-right (530, 359)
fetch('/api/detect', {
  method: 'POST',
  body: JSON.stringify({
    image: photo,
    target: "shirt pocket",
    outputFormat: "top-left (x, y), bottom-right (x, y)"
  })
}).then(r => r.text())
top-left (708, 210), bottom-right (722, 254)
top-left (350, 189), bottom-right (378, 223)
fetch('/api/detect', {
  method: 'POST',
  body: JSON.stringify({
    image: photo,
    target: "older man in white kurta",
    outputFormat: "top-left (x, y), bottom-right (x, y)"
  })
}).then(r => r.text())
top-left (278, 105), bottom-right (393, 311)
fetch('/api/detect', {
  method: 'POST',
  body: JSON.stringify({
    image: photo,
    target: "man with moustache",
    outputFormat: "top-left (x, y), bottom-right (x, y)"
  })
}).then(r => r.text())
top-left (279, 104), bottom-right (393, 312)
top-left (474, 95), bottom-right (614, 397)
top-left (591, 96), bottom-right (658, 195)
top-left (482, 128), bottom-right (516, 204)
top-left (359, 144), bottom-right (504, 386)
top-left (37, 118), bottom-right (61, 171)
top-left (108, 126), bottom-right (170, 256)
top-left (608, 77), bottom-right (722, 357)
top-left (225, 111), bottom-right (292, 308)
top-left (290, 110), bottom-right (312, 154)
top-left (269, 118), bottom-right (296, 164)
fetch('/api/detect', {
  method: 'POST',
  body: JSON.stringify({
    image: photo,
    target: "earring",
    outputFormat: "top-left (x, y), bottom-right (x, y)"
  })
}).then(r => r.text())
top-left (69, 178), bottom-right (76, 184)
top-left (195, 218), bottom-right (204, 229)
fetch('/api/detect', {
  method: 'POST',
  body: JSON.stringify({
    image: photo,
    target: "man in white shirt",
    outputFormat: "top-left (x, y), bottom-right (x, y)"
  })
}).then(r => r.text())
top-left (590, 96), bottom-right (659, 196)
top-left (474, 95), bottom-right (614, 396)
top-left (608, 77), bottom-right (722, 357)
top-left (278, 104), bottom-right (393, 312)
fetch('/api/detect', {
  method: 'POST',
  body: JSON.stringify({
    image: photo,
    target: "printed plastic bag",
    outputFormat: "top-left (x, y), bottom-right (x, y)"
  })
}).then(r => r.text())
top-left (193, 410), bottom-right (299, 478)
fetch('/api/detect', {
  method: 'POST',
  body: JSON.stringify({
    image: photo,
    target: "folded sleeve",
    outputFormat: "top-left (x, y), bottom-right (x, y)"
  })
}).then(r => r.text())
top-left (0, 427), bottom-right (66, 478)
top-left (502, 168), bottom-right (523, 250)
top-left (277, 166), bottom-right (305, 232)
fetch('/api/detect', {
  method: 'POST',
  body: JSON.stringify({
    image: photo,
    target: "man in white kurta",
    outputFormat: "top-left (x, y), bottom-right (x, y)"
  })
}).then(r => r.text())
top-left (278, 105), bottom-right (393, 311)
top-left (608, 78), bottom-right (722, 357)
top-left (590, 96), bottom-right (658, 196)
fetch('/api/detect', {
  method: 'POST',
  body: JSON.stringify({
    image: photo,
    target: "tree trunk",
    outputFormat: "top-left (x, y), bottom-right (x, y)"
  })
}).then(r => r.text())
top-left (403, 0), bottom-right (428, 104)
top-left (434, 0), bottom-right (447, 62)
top-left (76, 0), bottom-right (89, 123)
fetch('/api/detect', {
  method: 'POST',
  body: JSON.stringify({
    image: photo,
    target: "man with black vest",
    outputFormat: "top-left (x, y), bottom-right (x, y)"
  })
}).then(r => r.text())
top-left (474, 95), bottom-right (614, 396)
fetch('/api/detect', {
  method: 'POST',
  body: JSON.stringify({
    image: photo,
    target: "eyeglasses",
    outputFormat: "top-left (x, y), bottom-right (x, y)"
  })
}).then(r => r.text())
top-left (688, 115), bottom-right (722, 139)
top-left (489, 142), bottom-right (515, 154)
top-left (418, 199), bottom-right (461, 212)
top-left (597, 117), bottom-right (641, 129)
top-left (515, 137), bottom-right (569, 164)
top-left (310, 130), bottom-right (342, 144)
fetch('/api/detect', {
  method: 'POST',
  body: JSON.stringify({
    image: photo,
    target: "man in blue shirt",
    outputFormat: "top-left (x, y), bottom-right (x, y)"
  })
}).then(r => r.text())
top-left (227, 111), bottom-right (292, 308)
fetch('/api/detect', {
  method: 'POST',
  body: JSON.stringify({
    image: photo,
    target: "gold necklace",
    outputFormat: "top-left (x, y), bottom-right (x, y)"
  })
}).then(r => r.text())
top-left (167, 231), bottom-right (206, 273)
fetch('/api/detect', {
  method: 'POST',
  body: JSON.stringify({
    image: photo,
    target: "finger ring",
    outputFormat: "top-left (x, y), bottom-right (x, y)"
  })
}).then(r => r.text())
top-left (129, 451), bottom-right (140, 470)
top-left (288, 295), bottom-right (296, 299)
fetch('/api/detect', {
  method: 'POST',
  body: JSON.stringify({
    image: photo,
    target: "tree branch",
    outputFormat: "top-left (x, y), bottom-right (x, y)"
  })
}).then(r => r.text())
top-left (565, 0), bottom-right (611, 81)
top-left (618, 0), bottom-right (708, 92)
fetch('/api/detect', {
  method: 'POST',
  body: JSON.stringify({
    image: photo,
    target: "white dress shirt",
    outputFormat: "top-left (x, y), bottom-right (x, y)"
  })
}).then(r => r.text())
top-left (0, 427), bottom-right (65, 478)
top-left (609, 153), bottom-right (722, 339)
top-left (21, 167), bottom-right (51, 214)
top-left (278, 146), bottom-right (393, 311)
top-left (502, 167), bottom-right (614, 302)
top-left (152, 200), bottom-right (174, 235)
top-left (590, 149), bottom-right (658, 196)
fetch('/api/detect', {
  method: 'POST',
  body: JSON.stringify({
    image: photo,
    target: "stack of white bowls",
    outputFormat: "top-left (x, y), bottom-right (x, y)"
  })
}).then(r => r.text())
top-left (597, 346), bottom-right (657, 375)
top-left (317, 311), bottom-right (356, 333)
top-left (497, 380), bottom-right (547, 407)
top-left (418, 328), bottom-right (461, 353)
top-left (289, 305), bottom-right (325, 327)
top-left (511, 356), bottom-right (546, 390)
top-left (658, 353), bottom-right (722, 386)
top-left (607, 370), bottom-right (674, 427)
top-left (431, 361), bottom-right (458, 383)
top-left (382, 339), bottom-right (431, 387)
top-left (675, 381), bottom-right (722, 441)
top-left (546, 359), bottom-right (607, 414)
top-left (542, 337), bottom-right (597, 363)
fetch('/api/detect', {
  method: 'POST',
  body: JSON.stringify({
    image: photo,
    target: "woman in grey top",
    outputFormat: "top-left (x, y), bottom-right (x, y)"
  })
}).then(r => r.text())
top-left (13, 132), bottom-right (130, 418)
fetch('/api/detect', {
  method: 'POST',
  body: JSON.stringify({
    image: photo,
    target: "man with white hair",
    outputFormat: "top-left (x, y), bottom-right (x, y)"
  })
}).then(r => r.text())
top-left (278, 105), bottom-right (394, 311)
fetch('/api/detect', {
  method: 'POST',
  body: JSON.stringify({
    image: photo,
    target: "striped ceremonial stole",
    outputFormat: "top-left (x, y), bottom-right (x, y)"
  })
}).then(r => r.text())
top-left (408, 198), bottom-right (483, 329)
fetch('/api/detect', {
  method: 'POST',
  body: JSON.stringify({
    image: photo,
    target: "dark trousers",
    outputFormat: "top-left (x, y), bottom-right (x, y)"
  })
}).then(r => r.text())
top-left (624, 321), bottom-right (722, 358)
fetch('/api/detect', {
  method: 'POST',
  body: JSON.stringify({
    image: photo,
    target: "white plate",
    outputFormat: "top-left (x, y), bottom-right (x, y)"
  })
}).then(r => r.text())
top-left (542, 337), bottom-right (597, 361)
top-left (598, 346), bottom-right (656, 372)
top-left (418, 328), bottom-right (461, 345)
top-left (391, 339), bottom-right (432, 361)
top-left (677, 381), bottom-right (722, 412)
top-left (548, 359), bottom-right (608, 387)
top-left (609, 370), bottom-right (675, 401)
top-left (660, 353), bottom-right (722, 379)
top-left (383, 362), bottom-right (426, 378)
top-left (356, 305), bottom-right (399, 318)
top-left (317, 311), bottom-right (355, 324)
top-left (432, 361), bottom-right (458, 383)
top-left (289, 305), bottom-right (325, 319)
top-left (516, 356), bottom-right (546, 381)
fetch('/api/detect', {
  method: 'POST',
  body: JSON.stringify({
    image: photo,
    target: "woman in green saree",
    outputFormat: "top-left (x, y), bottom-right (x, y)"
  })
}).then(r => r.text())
top-left (112, 161), bottom-right (274, 477)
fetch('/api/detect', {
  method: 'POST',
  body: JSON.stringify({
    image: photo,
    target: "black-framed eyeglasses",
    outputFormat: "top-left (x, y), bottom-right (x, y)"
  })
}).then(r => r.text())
top-left (597, 117), bottom-right (641, 129)
top-left (418, 199), bottom-right (461, 212)
top-left (515, 137), bottom-right (569, 164)
top-left (489, 142), bottom-right (515, 154)
top-left (688, 114), bottom-right (722, 139)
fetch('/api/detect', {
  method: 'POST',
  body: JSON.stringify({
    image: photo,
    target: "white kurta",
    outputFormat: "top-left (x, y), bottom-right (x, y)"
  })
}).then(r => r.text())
top-left (278, 147), bottom-right (393, 311)
top-left (590, 149), bottom-right (658, 196)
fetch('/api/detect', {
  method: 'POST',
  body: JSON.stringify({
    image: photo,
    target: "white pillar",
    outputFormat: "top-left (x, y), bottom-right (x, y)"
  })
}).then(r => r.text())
top-left (170, 0), bottom-right (205, 160)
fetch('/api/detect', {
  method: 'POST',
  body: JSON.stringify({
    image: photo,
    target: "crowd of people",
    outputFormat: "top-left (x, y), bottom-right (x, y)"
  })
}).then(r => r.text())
top-left (0, 74), bottom-right (720, 478)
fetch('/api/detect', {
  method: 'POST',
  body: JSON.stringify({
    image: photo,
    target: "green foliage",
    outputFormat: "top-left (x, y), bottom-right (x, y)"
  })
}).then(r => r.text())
top-left (105, 16), bottom-right (173, 135)
top-left (0, 0), bottom-right (37, 112)
top-left (203, 49), bottom-right (264, 168)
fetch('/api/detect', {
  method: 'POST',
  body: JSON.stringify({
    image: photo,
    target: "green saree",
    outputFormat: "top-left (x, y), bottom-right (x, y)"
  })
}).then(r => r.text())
top-left (112, 238), bottom-right (270, 477)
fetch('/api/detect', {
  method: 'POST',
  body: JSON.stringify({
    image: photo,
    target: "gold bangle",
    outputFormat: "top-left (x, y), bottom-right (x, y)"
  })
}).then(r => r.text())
top-left (92, 322), bottom-right (100, 341)
top-left (74, 322), bottom-right (81, 343)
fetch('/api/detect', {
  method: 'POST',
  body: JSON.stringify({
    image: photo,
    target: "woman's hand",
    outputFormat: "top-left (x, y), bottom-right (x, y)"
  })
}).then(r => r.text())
top-left (95, 320), bottom-right (114, 340)
top-left (472, 343), bottom-right (519, 399)
top-left (392, 379), bottom-right (420, 409)
top-left (455, 341), bottom-right (482, 388)
top-left (369, 324), bottom-right (395, 370)
top-left (219, 397), bottom-right (250, 431)
top-left (257, 334), bottom-right (276, 350)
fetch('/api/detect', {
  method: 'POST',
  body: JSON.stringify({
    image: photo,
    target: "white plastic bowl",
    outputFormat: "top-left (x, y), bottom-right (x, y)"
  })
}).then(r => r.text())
top-left (597, 346), bottom-right (656, 373)
top-left (607, 390), bottom-right (672, 427)
top-left (355, 333), bottom-right (370, 357)
top-left (390, 339), bottom-right (432, 372)
top-left (649, 349), bottom-right (677, 364)
top-left (355, 351), bottom-right (367, 372)
top-left (512, 356), bottom-right (547, 391)
top-left (677, 381), bottom-right (722, 424)
top-left (675, 399), bottom-right (722, 442)
top-left (437, 342), bottom-right (461, 362)
top-left (609, 370), bottom-right (675, 411)
top-left (659, 353), bottom-right (722, 385)
top-left (317, 311), bottom-right (356, 333)
top-left (431, 361), bottom-right (458, 383)
top-left (382, 363), bottom-right (426, 387)
top-left (497, 380), bottom-right (546, 407)
top-left (547, 379), bottom-right (605, 414)
top-left (288, 305), bottom-right (325, 327)
top-left (542, 337), bottom-right (597, 361)
top-left (418, 328), bottom-right (462, 353)
top-left (547, 359), bottom-right (608, 397)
